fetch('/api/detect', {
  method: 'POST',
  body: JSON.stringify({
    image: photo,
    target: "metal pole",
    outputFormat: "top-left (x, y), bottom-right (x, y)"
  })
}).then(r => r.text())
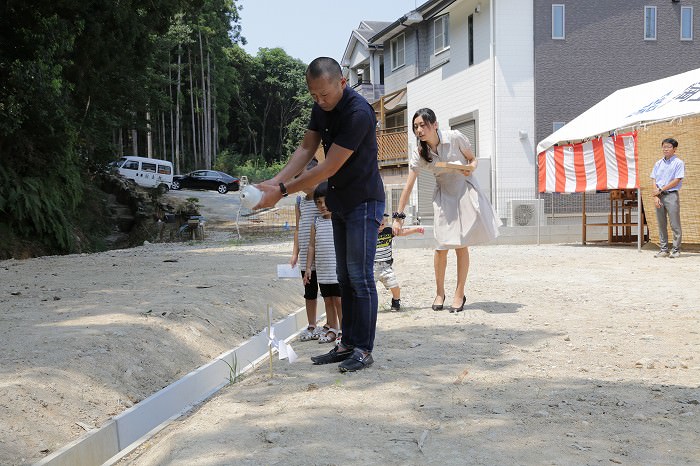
top-left (637, 188), bottom-right (642, 252)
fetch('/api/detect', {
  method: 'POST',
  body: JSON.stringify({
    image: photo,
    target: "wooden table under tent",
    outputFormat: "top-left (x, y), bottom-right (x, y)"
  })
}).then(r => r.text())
top-left (581, 188), bottom-right (648, 245)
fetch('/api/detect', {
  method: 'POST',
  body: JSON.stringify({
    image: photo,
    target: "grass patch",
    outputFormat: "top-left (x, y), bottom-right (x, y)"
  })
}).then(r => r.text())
top-left (221, 353), bottom-right (240, 385)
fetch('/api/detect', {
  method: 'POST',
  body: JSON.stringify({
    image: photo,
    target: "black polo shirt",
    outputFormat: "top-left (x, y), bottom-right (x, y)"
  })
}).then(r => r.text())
top-left (308, 86), bottom-right (384, 213)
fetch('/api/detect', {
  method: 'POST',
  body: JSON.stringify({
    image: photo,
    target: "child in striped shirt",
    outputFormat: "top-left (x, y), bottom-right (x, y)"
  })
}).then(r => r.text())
top-left (304, 182), bottom-right (341, 343)
top-left (291, 159), bottom-right (326, 341)
top-left (375, 213), bottom-right (424, 311)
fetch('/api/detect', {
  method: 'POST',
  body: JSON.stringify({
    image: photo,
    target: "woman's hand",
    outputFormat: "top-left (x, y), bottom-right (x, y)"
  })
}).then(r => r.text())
top-left (460, 147), bottom-right (477, 176)
top-left (461, 165), bottom-right (475, 177)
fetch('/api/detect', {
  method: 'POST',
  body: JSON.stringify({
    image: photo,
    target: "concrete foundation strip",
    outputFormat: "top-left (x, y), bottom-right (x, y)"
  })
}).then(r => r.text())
top-left (35, 306), bottom-right (311, 466)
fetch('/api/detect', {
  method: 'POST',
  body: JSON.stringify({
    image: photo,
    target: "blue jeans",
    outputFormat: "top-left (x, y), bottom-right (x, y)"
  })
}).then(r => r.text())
top-left (332, 199), bottom-right (384, 353)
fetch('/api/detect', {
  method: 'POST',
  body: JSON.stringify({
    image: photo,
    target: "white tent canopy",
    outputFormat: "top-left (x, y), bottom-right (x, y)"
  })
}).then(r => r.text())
top-left (537, 67), bottom-right (700, 154)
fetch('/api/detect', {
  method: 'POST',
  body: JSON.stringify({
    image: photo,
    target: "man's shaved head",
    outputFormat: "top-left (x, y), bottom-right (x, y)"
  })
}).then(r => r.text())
top-left (306, 57), bottom-right (343, 81)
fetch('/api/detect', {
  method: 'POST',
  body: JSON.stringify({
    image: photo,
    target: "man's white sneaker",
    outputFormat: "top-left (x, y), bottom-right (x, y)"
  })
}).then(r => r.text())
top-left (669, 250), bottom-right (681, 258)
top-left (654, 250), bottom-right (669, 258)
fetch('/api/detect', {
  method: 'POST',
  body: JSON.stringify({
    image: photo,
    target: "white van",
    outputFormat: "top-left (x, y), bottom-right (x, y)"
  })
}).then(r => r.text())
top-left (115, 156), bottom-right (173, 192)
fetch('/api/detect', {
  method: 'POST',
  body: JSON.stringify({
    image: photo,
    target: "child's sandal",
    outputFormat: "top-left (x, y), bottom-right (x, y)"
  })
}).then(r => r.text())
top-left (299, 326), bottom-right (316, 341)
top-left (311, 325), bottom-right (329, 340)
top-left (318, 328), bottom-right (338, 344)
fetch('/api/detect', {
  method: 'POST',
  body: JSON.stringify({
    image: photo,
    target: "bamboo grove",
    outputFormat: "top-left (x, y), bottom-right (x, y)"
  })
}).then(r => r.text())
top-left (0, 0), bottom-right (312, 256)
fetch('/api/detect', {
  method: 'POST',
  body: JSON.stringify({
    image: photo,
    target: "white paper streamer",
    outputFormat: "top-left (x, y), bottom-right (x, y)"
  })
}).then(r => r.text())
top-left (266, 326), bottom-right (298, 363)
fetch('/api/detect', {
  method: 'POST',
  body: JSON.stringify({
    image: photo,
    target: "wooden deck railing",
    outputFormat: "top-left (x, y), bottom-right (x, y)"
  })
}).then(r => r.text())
top-left (313, 126), bottom-right (408, 164)
top-left (377, 126), bottom-right (408, 163)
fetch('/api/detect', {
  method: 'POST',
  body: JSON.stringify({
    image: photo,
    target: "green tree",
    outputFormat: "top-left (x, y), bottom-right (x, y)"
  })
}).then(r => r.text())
top-left (1, 2), bottom-right (85, 252)
top-left (254, 48), bottom-right (308, 162)
top-left (0, 0), bottom-right (196, 255)
top-left (223, 48), bottom-right (309, 164)
top-left (283, 92), bottom-right (314, 157)
top-left (0, 0), bottom-right (315, 257)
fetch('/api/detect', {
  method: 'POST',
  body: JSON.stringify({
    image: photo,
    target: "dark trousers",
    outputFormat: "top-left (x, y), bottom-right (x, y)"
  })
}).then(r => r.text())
top-left (656, 191), bottom-right (682, 252)
top-left (332, 199), bottom-right (384, 352)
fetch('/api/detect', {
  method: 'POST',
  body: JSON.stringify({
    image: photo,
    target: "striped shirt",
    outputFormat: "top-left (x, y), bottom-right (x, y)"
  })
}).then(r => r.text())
top-left (375, 227), bottom-right (394, 264)
top-left (312, 217), bottom-right (338, 284)
top-left (297, 196), bottom-right (320, 271)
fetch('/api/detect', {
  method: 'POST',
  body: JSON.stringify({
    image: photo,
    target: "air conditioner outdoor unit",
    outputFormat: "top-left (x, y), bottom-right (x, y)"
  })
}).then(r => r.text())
top-left (508, 199), bottom-right (546, 227)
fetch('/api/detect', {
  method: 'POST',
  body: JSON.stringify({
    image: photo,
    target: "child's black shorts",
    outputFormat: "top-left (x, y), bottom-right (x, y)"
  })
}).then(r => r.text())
top-left (301, 270), bottom-right (318, 300)
top-left (318, 283), bottom-right (341, 298)
top-left (302, 270), bottom-right (341, 299)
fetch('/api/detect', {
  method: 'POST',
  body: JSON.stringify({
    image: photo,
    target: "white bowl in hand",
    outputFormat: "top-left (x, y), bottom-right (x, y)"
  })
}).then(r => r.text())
top-left (240, 184), bottom-right (262, 209)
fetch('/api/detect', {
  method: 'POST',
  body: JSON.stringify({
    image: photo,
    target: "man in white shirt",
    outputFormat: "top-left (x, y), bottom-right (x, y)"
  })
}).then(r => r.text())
top-left (651, 138), bottom-right (685, 258)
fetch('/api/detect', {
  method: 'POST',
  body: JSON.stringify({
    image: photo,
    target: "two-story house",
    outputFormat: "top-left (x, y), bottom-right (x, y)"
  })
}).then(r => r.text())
top-left (344, 0), bottom-right (700, 228)
top-left (368, 0), bottom-right (533, 225)
top-left (342, 20), bottom-right (412, 195)
top-left (341, 21), bottom-right (391, 103)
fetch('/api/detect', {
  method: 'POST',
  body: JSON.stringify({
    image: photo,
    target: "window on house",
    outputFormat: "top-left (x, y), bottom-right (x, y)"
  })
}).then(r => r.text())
top-left (681, 6), bottom-right (694, 41)
top-left (645, 6), bottom-right (657, 40)
top-left (468, 14), bottom-right (474, 65)
top-left (434, 14), bottom-right (450, 53)
top-left (391, 34), bottom-right (405, 70)
top-left (553, 122), bottom-right (566, 132)
top-left (552, 4), bottom-right (565, 40)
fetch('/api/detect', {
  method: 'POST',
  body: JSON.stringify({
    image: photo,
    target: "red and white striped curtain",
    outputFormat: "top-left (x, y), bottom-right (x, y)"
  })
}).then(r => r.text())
top-left (538, 132), bottom-right (639, 193)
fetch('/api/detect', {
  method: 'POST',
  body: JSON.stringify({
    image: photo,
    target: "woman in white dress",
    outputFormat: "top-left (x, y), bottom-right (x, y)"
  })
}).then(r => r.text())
top-left (393, 108), bottom-right (501, 312)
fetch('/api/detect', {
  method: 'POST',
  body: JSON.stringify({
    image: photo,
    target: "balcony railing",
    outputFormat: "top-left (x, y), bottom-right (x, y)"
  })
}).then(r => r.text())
top-left (377, 126), bottom-right (408, 164)
top-left (351, 82), bottom-right (385, 102)
top-left (314, 126), bottom-right (408, 165)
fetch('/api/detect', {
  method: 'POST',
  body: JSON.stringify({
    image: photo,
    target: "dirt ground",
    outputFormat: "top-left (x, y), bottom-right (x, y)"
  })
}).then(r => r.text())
top-left (1, 224), bottom-right (699, 465)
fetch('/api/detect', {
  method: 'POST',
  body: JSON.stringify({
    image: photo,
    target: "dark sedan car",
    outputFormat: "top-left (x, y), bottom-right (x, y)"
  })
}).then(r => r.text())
top-left (171, 170), bottom-right (240, 194)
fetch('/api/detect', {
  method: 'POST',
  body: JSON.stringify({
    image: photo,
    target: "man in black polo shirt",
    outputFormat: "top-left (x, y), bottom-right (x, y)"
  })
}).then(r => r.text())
top-left (257, 57), bottom-right (385, 372)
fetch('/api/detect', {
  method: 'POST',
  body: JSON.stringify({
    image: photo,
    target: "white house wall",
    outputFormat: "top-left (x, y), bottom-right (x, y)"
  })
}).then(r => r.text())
top-left (405, 0), bottom-right (534, 217)
top-left (493, 0), bottom-right (535, 198)
top-left (349, 43), bottom-right (369, 69)
top-left (407, 60), bottom-right (493, 153)
top-left (369, 50), bottom-right (382, 86)
top-left (407, 1), bottom-right (493, 166)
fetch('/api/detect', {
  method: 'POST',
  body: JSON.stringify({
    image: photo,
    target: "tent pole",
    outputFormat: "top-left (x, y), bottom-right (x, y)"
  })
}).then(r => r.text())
top-left (637, 188), bottom-right (642, 252)
top-left (535, 195), bottom-right (544, 246)
top-left (582, 191), bottom-right (587, 245)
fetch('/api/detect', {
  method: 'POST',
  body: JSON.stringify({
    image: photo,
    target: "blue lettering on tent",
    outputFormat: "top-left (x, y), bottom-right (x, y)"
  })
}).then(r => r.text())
top-left (674, 82), bottom-right (700, 102)
top-left (626, 90), bottom-right (672, 117)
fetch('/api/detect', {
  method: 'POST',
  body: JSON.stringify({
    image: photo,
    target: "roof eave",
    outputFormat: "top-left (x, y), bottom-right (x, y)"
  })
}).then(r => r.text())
top-left (369, 0), bottom-right (458, 44)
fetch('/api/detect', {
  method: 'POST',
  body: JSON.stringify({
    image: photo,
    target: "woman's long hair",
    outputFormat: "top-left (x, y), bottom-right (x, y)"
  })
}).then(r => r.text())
top-left (412, 108), bottom-right (437, 163)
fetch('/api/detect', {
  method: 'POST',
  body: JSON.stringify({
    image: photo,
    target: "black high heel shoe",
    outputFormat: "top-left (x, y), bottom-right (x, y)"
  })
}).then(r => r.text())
top-left (449, 296), bottom-right (467, 313)
top-left (432, 295), bottom-right (445, 311)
